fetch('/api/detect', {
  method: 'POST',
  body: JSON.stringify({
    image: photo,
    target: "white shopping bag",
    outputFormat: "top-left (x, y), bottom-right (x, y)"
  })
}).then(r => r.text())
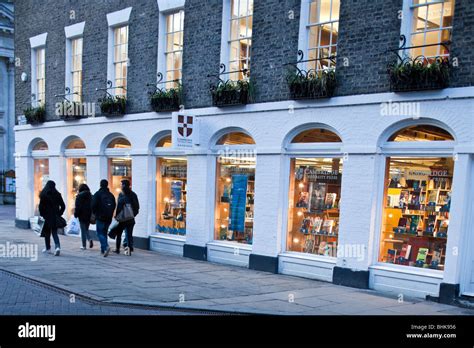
top-left (66, 217), bottom-right (80, 235)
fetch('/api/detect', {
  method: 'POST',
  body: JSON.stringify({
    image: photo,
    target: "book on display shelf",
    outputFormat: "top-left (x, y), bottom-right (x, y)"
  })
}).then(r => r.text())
top-left (321, 220), bottom-right (335, 235)
top-left (387, 249), bottom-right (397, 263)
top-left (415, 247), bottom-right (429, 267)
top-left (430, 249), bottom-right (442, 269)
top-left (296, 191), bottom-right (309, 208)
top-left (311, 217), bottom-right (323, 234)
top-left (396, 243), bottom-right (411, 264)
top-left (324, 193), bottom-right (337, 209)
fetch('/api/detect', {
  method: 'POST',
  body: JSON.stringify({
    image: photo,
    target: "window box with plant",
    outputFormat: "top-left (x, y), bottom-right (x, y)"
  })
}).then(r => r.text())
top-left (287, 68), bottom-right (337, 100)
top-left (23, 105), bottom-right (46, 125)
top-left (387, 35), bottom-right (451, 92)
top-left (99, 95), bottom-right (127, 116)
top-left (211, 80), bottom-right (253, 107)
top-left (388, 57), bottom-right (450, 92)
top-left (150, 85), bottom-right (182, 112)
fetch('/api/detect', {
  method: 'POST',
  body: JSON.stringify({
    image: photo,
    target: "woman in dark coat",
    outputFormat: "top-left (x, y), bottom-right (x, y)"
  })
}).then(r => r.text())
top-left (39, 181), bottom-right (65, 256)
top-left (74, 183), bottom-right (93, 250)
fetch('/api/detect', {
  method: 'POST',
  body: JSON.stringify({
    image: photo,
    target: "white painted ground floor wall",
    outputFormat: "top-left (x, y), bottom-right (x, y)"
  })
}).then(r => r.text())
top-left (14, 87), bottom-right (474, 298)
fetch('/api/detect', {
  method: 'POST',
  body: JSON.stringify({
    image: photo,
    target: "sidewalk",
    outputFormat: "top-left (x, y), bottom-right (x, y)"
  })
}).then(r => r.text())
top-left (0, 206), bottom-right (472, 315)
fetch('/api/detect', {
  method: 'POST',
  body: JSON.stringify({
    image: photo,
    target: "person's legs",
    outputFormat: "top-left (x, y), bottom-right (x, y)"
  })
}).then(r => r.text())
top-left (51, 229), bottom-right (60, 249)
top-left (44, 225), bottom-right (52, 251)
top-left (115, 223), bottom-right (125, 252)
top-left (80, 221), bottom-right (88, 248)
top-left (96, 220), bottom-right (109, 253)
top-left (125, 222), bottom-right (135, 252)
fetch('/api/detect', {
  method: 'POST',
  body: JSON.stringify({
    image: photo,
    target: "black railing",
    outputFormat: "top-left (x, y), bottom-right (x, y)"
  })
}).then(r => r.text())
top-left (387, 35), bottom-right (451, 92)
top-left (147, 73), bottom-right (182, 112)
top-left (208, 64), bottom-right (253, 107)
top-left (54, 87), bottom-right (86, 120)
top-left (284, 50), bottom-right (337, 100)
top-left (96, 80), bottom-right (127, 116)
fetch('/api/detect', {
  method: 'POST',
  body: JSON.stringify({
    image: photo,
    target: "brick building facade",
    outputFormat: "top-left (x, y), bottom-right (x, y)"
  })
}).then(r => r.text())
top-left (14, 0), bottom-right (474, 303)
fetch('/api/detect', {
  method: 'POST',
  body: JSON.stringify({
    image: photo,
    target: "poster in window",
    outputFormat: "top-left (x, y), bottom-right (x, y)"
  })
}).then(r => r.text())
top-left (228, 175), bottom-right (248, 233)
top-left (309, 182), bottom-right (326, 212)
top-left (170, 181), bottom-right (183, 208)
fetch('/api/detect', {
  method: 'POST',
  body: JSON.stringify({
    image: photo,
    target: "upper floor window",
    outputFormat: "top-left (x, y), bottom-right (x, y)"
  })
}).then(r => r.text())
top-left (229, 0), bottom-right (253, 81)
top-left (409, 0), bottom-right (454, 60)
top-left (306, 0), bottom-right (340, 71)
top-left (165, 10), bottom-right (184, 89)
top-left (114, 26), bottom-right (129, 97)
top-left (71, 38), bottom-right (83, 102)
top-left (35, 48), bottom-right (46, 106)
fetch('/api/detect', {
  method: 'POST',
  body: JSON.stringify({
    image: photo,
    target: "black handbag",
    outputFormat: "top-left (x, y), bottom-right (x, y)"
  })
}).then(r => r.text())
top-left (56, 216), bottom-right (67, 229)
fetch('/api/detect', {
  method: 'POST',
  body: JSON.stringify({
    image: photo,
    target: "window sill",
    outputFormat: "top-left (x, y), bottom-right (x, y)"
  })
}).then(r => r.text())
top-left (370, 263), bottom-right (444, 278)
top-left (207, 240), bottom-right (253, 251)
top-left (279, 251), bottom-right (337, 264)
top-left (150, 233), bottom-right (186, 242)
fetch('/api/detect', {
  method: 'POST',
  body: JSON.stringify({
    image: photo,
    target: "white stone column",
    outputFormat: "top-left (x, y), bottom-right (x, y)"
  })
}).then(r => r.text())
top-left (443, 154), bottom-right (472, 285)
top-left (185, 154), bottom-right (215, 249)
top-left (336, 153), bottom-right (380, 271)
top-left (130, 154), bottom-right (150, 239)
top-left (251, 154), bottom-right (285, 257)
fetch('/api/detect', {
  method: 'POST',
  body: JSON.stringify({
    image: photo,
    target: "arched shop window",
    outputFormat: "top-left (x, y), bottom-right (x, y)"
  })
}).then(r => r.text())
top-left (105, 137), bottom-right (132, 197)
top-left (214, 131), bottom-right (256, 245)
top-left (154, 133), bottom-right (188, 237)
top-left (388, 125), bottom-right (454, 142)
top-left (379, 124), bottom-right (455, 270)
top-left (286, 128), bottom-right (343, 256)
top-left (64, 138), bottom-right (87, 218)
top-left (31, 139), bottom-right (49, 216)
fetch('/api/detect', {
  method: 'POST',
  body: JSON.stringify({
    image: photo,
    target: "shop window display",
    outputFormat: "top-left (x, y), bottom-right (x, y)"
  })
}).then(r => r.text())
top-left (107, 137), bottom-right (132, 197)
top-left (33, 159), bottom-right (49, 214)
top-left (379, 157), bottom-right (454, 270)
top-left (215, 156), bottom-right (256, 245)
top-left (287, 158), bottom-right (342, 256)
top-left (108, 158), bottom-right (132, 197)
top-left (67, 158), bottom-right (87, 217)
top-left (155, 157), bottom-right (187, 236)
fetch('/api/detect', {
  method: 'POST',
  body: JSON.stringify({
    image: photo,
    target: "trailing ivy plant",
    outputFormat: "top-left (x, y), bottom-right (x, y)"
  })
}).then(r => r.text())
top-left (99, 95), bottom-right (127, 116)
top-left (287, 68), bottom-right (337, 99)
top-left (23, 105), bottom-right (46, 124)
top-left (150, 84), bottom-right (182, 112)
top-left (388, 57), bottom-right (450, 92)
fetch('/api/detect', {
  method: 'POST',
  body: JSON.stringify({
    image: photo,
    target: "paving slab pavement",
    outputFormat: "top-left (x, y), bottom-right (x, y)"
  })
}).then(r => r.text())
top-left (0, 205), bottom-right (473, 315)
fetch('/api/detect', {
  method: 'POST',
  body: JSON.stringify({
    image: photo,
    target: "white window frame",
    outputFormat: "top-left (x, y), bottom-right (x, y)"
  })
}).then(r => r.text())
top-left (297, 0), bottom-right (340, 72)
top-left (106, 7), bottom-right (132, 96)
top-left (219, 0), bottom-right (254, 81)
top-left (157, 0), bottom-right (185, 90)
top-left (29, 33), bottom-right (48, 107)
top-left (65, 22), bottom-right (85, 102)
top-left (400, 0), bottom-right (454, 59)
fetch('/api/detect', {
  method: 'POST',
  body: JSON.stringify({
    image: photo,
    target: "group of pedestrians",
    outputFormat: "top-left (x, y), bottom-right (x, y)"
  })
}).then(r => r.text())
top-left (38, 179), bottom-right (139, 257)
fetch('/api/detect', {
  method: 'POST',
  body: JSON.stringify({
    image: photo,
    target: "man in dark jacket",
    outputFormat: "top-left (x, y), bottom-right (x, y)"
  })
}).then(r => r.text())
top-left (92, 180), bottom-right (116, 257)
top-left (74, 184), bottom-right (93, 250)
top-left (114, 179), bottom-right (139, 255)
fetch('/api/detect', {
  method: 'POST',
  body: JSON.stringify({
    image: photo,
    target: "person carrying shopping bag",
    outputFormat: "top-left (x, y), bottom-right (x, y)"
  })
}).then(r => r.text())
top-left (113, 180), bottom-right (139, 255)
top-left (74, 183), bottom-right (94, 250)
top-left (39, 181), bottom-right (66, 256)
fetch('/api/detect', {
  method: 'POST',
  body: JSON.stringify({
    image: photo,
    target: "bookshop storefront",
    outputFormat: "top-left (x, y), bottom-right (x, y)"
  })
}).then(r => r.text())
top-left (150, 133), bottom-right (189, 256)
top-left (370, 123), bottom-right (462, 299)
